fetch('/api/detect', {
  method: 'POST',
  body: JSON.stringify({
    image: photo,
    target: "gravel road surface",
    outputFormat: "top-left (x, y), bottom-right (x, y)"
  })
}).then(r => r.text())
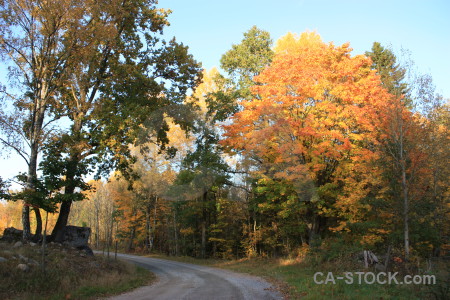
top-left (105, 253), bottom-right (284, 300)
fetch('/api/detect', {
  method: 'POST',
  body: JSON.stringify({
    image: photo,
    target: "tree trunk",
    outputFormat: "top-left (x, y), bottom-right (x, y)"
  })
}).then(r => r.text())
top-left (109, 210), bottom-right (114, 247)
top-left (51, 119), bottom-right (83, 241)
top-left (41, 211), bottom-right (49, 271)
top-left (32, 207), bottom-right (42, 242)
top-left (402, 165), bottom-right (410, 260)
top-left (22, 140), bottom-right (40, 241)
top-left (22, 81), bottom-right (49, 241)
top-left (253, 218), bottom-right (257, 254)
top-left (201, 221), bottom-right (206, 258)
top-left (95, 203), bottom-right (100, 249)
top-left (308, 215), bottom-right (322, 245)
top-left (201, 191), bottom-right (207, 258)
top-left (21, 205), bottom-right (31, 241)
top-left (128, 226), bottom-right (136, 252)
top-left (398, 119), bottom-right (410, 261)
top-left (173, 210), bottom-right (179, 256)
top-left (145, 205), bottom-right (151, 252)
top-left (152, 196), bottom-right (158, 251)
top-left (51, 200), bottom-right (73, 242)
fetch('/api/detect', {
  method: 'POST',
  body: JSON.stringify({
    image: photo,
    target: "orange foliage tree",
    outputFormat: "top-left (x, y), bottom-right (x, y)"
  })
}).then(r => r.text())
top-left (223, 32), bottom-right (392, 243)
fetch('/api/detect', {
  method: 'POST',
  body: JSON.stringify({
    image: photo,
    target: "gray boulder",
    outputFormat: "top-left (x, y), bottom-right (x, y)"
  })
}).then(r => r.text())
top-left (18, 254), bottom-right (28, 262)
top-left (13, 241), bottom-right (23, 248)
top-left (61, 226), bottom-right (91, 248)
top-left (17, 263), bottom-right (29, 272)
top-left (1, 227), bottom-right (23, 242)
top-left (0, 256), bottom-right (7, 263)
top-left (79, 246), bottom-right (94, 256)
top-left (28, 259), bottom-right (39, 266)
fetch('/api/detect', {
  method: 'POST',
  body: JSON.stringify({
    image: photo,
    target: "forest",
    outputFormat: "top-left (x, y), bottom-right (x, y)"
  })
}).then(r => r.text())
top-left (0, 0), bottom-right (448, 268)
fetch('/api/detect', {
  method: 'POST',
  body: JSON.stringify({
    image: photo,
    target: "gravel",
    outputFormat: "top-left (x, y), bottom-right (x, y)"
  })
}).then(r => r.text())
top-left (104, 253), bottom-right (284, 300)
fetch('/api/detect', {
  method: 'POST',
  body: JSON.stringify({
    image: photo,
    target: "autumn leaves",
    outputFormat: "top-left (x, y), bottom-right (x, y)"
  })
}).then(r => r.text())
top-left (218, 31), bottom-right (448, 257)
top-left (222, 32), bottom-right (385, 227)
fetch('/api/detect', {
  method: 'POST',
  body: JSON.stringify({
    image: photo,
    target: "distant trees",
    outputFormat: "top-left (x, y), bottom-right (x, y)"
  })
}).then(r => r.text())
top-left (365, 42), bottom-right (449, 259)
top-left (0, 17), bottom-right (447, 263)
top-left (0, 177), bottom-right (8, 197)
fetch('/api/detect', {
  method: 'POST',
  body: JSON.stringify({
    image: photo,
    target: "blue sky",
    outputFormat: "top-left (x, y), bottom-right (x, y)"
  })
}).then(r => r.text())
top-left (163, 0), bottom-right (450, 96)
top-left (1, 0), bottom-right (449, 185)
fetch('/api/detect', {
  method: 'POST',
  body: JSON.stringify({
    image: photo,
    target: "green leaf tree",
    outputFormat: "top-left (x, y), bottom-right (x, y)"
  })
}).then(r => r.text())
top-left (206, 26), bottom-right (274, 122)
top-left (44, 1), bottom-right (202, 242)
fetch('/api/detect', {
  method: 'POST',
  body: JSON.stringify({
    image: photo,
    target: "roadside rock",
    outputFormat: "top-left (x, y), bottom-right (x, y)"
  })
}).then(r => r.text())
top-left (59, 226), bottom-right (94, 256)
top-left (13, 241), bottom-right (23, 248)
top-left (28, 259), bottom-right (39, 266)
top-left (0, 256), bottom-right (7, 263)
top-left (1, 227), bottom-right (23, 242)
top-left (29, 242), bottom-right (37, 247)
top-left (79, 245), bottom-right (94, 256)
top-left (61, 226), bottom-right (91, 248)
top-left (18, 254), bottom-right (29, 262)
top-left (17, 263), bottom-right (29, 272)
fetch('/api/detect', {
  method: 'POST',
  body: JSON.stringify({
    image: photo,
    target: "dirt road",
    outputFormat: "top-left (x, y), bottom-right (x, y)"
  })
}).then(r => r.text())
top-left (106, 253), bottom-right (283, 300)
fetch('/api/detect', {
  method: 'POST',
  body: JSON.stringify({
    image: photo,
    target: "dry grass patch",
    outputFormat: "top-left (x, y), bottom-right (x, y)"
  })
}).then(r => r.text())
top-left (0, 241), bottom-right (155, 300)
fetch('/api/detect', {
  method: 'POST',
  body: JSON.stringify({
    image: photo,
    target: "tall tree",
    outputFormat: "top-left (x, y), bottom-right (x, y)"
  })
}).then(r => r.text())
top-left (223, 32), bottom-right (390, 243)
top-left (0, 0), bottom-right (201, 242)
top-left (45, 0), bottom-right (201, 242)
top-left (207, 26), bottom-right (274, 122)
top-left (220, 25), bottom-right (274, 101)
top-left (0, 0), bottom-right (94, 240)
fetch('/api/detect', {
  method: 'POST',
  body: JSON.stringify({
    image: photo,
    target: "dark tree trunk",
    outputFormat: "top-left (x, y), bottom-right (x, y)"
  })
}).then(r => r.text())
top-left (308, 215), bottom-right (325, 245)
top-left (109, 211), bottom-right (114, 247)
top-left (173, 210), bottom-right (179, 256)
top-left (50, 119), bottom-right (82, 242)
top-left (32, 207), bottom-right (42, 242)
top-left (145, 205), bottom-right (151, 252)
top-left (128, 226), bottom-right (136, 252)
top-left (95, 203), bottom-right (100, 249)
top-left (152, 197), bottom-right (158, 251)
top-left (201, 221), bottom-right (206, 258)
top-left (51, 200), bottom-right (73, 242)
top-left (201, 191), bottom-right (207, 258)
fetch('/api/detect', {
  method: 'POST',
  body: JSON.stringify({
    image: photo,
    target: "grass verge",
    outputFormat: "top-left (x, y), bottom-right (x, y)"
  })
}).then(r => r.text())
top-left (0, 241), bottom-right (155, 300)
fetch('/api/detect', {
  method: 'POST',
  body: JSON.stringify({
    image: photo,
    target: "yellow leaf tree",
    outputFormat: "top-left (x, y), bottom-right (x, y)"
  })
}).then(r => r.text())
top-left (223, 32), bottom-right (391, 243)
